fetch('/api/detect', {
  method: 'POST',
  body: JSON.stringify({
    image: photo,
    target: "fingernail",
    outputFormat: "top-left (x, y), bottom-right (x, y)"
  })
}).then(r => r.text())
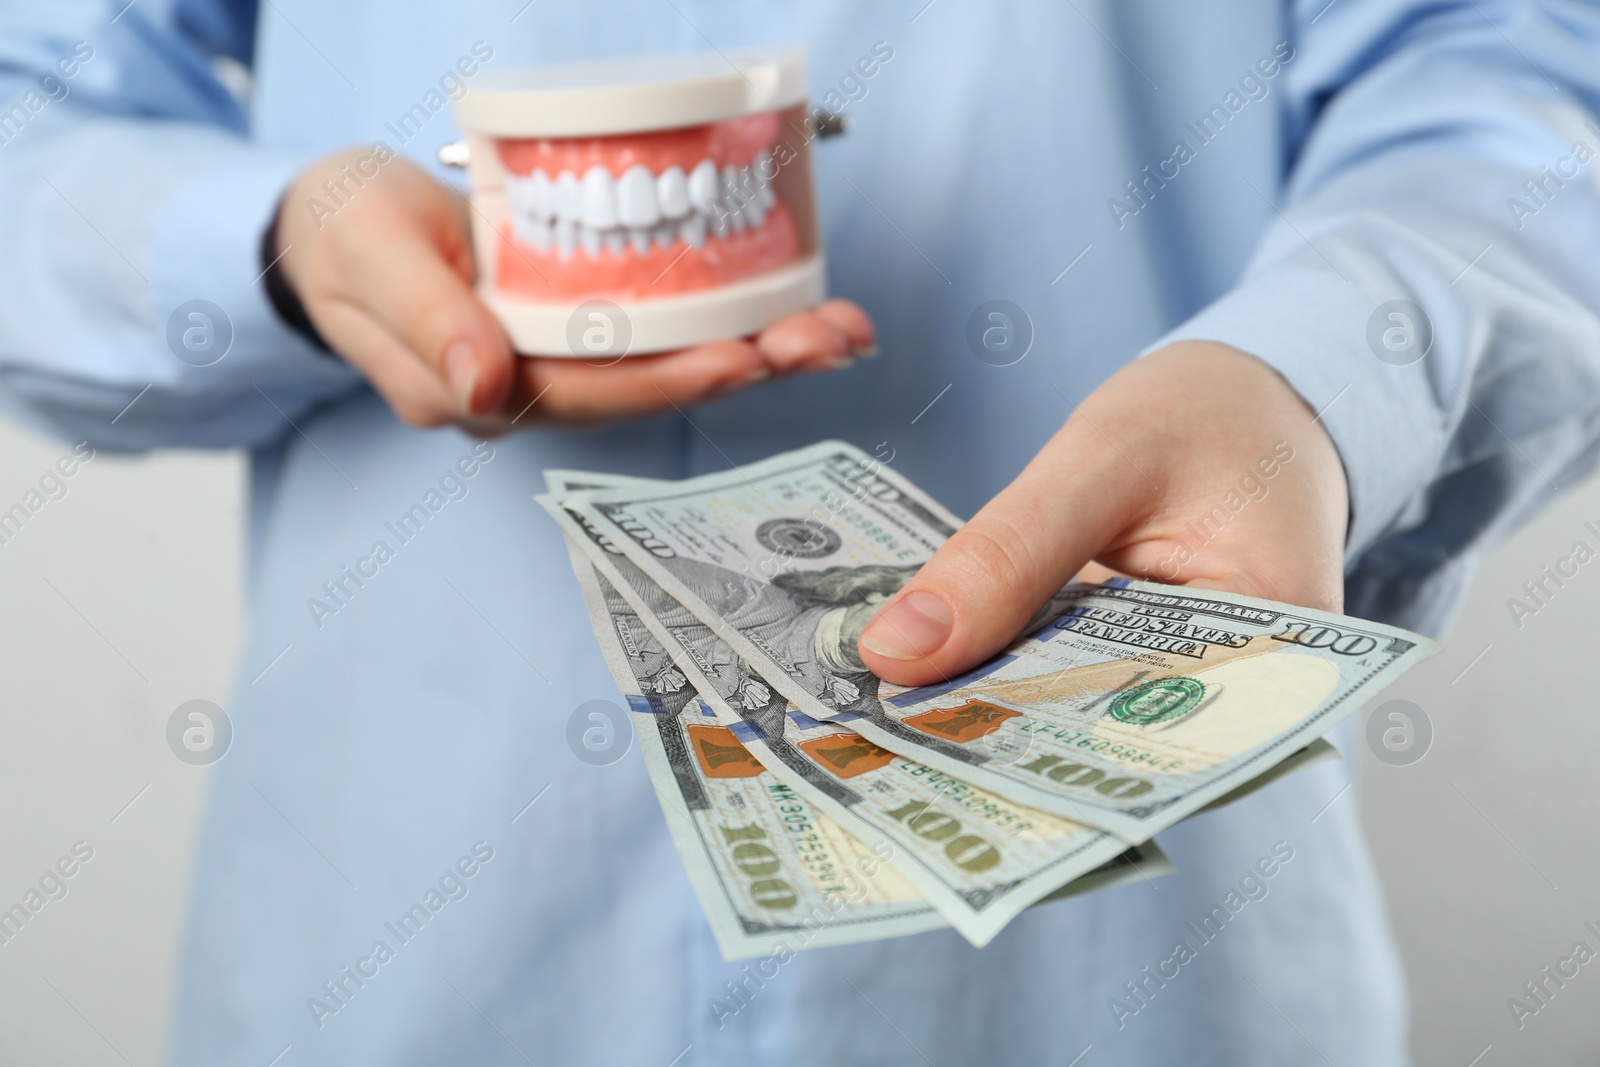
top-left (853, 343), bottom-right (881, 359)
top-left (708, 365), bottom-right (770, 400)
top-left (805, 354), bottom-right (858, 374)
top-left (445, 340), bottom-right (479, 412)
top-left (859, 590), bottom-right (952, 661)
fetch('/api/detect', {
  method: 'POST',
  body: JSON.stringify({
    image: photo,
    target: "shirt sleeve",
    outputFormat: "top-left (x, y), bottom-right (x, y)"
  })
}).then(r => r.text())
top-left (0, 0), bottom-right (362, 452)
top-left (1145, 0), bottom-right (1600, 567)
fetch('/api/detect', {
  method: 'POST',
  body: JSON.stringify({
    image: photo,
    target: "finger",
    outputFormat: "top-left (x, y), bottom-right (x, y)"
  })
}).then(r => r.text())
top-left (857, 423), bottom-right (1147, 686)
top-left (754, 309), bottom-right (851, 372)
top-left (1073, 560), bottom-right (1126, 585)
top-left (523, 340), bottom-right (768, 424)
top-left (814, 299), bottom-right (877, 355)
top-left (337, 226), bottom-right (514, 417)
top-left (312, 300), bottom-right (467, 427)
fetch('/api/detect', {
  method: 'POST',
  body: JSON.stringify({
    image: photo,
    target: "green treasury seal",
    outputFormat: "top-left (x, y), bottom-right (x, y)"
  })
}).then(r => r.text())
top-left (1109, 677), bottom-right (1206, 726)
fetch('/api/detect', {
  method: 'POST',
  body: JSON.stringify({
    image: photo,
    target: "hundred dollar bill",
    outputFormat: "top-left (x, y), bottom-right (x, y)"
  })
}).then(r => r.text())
top-left (546, 471), bottom-right (1172, 948)
top-left (564, 441), bottom-right (1439, 841)
top-left (558, 509), bottom-right (944, 960)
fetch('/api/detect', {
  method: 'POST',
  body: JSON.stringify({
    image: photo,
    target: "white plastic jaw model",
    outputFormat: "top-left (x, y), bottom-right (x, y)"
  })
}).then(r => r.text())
top-left (452, 49), bottom-right (824, 357)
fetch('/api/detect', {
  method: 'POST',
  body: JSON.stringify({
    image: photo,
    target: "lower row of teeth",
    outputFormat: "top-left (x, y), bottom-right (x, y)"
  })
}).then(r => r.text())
top-left (503, 157), bottom-right (777, 259)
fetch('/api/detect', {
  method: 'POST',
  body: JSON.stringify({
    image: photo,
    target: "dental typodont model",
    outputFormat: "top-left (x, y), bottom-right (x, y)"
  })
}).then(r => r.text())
top-left (449, 49), bottom-right (825, 357)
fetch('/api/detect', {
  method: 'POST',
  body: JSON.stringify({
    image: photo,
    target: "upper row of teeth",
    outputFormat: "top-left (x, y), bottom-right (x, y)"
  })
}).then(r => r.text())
top-left (504, 155), bottom-right (776, 255)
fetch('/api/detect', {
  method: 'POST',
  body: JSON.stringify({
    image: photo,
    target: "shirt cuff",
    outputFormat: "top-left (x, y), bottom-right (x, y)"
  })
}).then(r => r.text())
top-left (150, 146), bottom-right (360, 401)
top-left (1140, 264), bottom-right (1448, 558)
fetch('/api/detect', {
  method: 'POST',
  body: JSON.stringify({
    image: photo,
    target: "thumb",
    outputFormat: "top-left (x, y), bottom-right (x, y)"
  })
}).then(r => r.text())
top-left (857, 438), bottom-right (1143, 686)
top-left (349, 225), bottom-right (514, 416)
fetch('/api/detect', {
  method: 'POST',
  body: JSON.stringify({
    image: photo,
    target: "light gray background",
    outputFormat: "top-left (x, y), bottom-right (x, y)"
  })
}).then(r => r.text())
top-left (0, 413), bottom-right (1594, 1066)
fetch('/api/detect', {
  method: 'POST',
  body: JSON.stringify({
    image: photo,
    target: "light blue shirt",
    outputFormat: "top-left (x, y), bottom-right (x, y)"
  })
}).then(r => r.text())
top-left (4, 1), bottom-right (1600, 1064)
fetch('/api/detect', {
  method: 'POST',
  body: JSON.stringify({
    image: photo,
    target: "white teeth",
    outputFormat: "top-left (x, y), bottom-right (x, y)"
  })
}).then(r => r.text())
top-left (751, 150), bottom-right (772, 187)
top-left (721, 165), bottom-right (749, 232)
top-left (510, 153), bottom-right (777, 254)
top-left (530, 169), bottom-right (554, 219)
top-left (581, 166), bottom-right (616, 230)
top-left (753, 160), bottom-right (776, 213)
top-left (504, 174), bottom-right (529, 214)
top-left (555, 171), bottom-right (581, 223)
top-left (736, 164), bottom-right (767, 228)
top-left (656, 166), bottom-right (690, 218)
top-left (513, 214), bottom-right (552, 253)
top-left (680, 212), bottom-right (707, 248)
top-left (579, 223), bottom-right (602, 259)
top-left (687, 159), bottom-right (720, 213)
top-left (616, 165), bottom-right (660, 228)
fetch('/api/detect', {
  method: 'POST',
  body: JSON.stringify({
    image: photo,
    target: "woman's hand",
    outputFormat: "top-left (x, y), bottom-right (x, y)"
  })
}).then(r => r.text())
top-left (274, 148), bottom-right (874, 433)
top-left (858, 342), bottom-right (1350, 686)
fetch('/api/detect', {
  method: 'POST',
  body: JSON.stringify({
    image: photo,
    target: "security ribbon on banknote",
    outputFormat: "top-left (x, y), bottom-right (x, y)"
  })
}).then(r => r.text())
top-left (560, 441), bottom-right (1439, 841)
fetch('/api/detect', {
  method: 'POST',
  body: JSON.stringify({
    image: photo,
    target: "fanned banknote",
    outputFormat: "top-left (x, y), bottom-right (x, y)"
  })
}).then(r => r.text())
top-left (547, 472), bottom-right (1171, 952)
top-left (560, 524), bottom-right (946, 960)
top-left (563, 441), bottom-right (1439, 841)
